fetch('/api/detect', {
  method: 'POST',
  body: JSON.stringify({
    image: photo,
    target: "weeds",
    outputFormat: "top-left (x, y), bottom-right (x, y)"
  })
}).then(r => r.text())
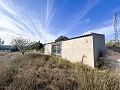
top-left (0, 52), bottom-right (119, 90)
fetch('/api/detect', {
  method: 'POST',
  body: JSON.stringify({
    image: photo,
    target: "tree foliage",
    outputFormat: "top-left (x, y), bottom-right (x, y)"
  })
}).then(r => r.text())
top-left (11, 37), bottom-right (43, 54)
top-left (106, 40), bottom-right (120, 48)
top-left (30, 41), bottom-right (43, 52)
top-left (0, 38), bottom-right (4, 45)
top-left (11, 37), bottom-right (32, 55)
top-left (55, 36), bottom-right (69, 42)
top-left (10, 45), bottom-right (20, 52)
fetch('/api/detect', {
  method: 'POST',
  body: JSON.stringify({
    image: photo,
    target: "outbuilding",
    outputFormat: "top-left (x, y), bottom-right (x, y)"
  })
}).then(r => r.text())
top-left (44, 33), bottom-right (105, 68)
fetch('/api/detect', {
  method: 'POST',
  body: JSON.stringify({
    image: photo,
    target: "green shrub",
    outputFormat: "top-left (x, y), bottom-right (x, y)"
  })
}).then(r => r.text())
top-left (106, 40), bottom-right (120, 48)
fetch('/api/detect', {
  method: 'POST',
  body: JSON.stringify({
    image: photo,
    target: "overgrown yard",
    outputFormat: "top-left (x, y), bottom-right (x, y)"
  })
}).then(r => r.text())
top-left (0, 52), bottom-right (120, 90)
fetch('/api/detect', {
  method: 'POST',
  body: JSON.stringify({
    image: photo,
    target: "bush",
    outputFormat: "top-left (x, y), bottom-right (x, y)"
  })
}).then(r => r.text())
top-left (10, 46), bottom-right (19, 52)
top-left (106, 40), bottom-right (120, 48)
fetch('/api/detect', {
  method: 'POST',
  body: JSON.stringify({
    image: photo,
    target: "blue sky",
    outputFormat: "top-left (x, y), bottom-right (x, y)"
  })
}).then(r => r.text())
top-left (0, 0), bottom-right (120, 45)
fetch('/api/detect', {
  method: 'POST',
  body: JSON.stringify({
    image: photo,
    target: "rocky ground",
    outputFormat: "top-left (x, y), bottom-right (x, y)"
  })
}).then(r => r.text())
top-left (100, 49), bottom-right (120, 61)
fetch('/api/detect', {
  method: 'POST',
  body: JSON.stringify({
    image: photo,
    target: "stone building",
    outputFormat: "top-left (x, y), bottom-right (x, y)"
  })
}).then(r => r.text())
top-left (44, 33), bottom-right (105, 68)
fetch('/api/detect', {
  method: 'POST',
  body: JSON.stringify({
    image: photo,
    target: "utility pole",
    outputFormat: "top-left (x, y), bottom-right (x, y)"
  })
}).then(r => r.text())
top-left (113, 12), bottom-right (119, 45)
top-left (113, 12), bottom-right (119, 43)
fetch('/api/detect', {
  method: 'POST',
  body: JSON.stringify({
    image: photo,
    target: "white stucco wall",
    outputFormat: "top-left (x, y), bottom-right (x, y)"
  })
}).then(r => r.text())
top-left (44, 43), bottom-right (51, 55)
top-left (44, 33), bottom-right (105, 68)
top-left (61, 35), bottom-right (94, 68)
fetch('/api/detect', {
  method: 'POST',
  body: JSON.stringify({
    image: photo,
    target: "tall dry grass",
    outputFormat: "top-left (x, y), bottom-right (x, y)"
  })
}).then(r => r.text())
top-left (0, 52), bottom-right (119, 90)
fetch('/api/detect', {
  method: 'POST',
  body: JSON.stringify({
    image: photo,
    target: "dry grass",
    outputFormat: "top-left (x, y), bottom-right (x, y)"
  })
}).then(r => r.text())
top-left (0, 52), bottom-right (119, 90)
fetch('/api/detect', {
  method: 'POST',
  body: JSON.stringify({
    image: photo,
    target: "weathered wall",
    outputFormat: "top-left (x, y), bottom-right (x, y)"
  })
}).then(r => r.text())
top-left (61, 35), bottom-right (94, 68)
top-left (44, 44), bottom-right (51, 55)
top-left (93, 34), bottom-right (105, 66)
top-left (44, 33), bottom-right (105, 68)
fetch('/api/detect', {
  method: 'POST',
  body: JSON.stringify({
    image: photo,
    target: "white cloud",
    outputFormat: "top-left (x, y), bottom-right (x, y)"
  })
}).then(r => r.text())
top-left (61, 0), bottom-right (100, 33)
top-left (0, 0), bottom-right (108, 45)
top-left (83, 18), bottom-right (120, 40)
top-left (70, 0), bottom-right (100, 24)
top-left (83, 25), bottom-right (114, 37)
top-left (0, 0), bottom-right (60, 45)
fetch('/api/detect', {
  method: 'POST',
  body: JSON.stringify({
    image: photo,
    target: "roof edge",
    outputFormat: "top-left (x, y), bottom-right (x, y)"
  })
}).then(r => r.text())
top-left (44, 33), bottom-right (104, 45)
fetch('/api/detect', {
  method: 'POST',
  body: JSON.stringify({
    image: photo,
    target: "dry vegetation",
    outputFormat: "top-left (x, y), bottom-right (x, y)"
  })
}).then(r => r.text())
top-left (0, 52), bottom-right (120, 90)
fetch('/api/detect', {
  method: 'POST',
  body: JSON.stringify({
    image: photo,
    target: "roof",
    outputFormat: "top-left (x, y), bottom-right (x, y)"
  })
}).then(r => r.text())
top-left (45, 33), bottom-right (104, 45)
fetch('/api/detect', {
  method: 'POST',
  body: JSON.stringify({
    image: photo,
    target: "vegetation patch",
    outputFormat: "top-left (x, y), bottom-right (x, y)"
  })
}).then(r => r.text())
top-left (0, 52), bottom-right (119, 90)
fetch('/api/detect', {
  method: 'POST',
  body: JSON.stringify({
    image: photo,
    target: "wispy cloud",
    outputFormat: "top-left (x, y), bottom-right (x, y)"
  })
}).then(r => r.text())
top-left (0, 0), bottom-right (60, 45)
top-left (61, 0), bottom-right (100, 34)
top-left (83, 25), bottom-right (114, 37)
top-left (72, 0), bottom-right (100, 23)
top-left (83, 18), bottom-right (120, 40)
top-left (0, 0), bottom-right (101, 45)
top-left (113, 6), bottom-right (120, 13)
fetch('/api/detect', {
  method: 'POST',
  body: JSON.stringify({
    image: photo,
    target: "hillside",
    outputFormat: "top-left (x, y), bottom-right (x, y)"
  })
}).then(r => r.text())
top-left (0, 52), bottom-right (120, 90)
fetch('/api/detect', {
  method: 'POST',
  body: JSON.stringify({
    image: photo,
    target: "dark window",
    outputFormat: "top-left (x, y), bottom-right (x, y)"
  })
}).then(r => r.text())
top-left (52, 44), bottom-right (61, 55)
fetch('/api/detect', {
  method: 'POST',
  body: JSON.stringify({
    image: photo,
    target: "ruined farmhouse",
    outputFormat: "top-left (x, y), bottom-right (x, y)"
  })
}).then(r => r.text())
top-left (44, 33), bottom-right (105, 68)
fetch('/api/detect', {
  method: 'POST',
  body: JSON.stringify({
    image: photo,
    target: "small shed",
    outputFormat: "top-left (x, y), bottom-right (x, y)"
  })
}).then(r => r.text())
top-left (44, 33), bottom-right (105, 68)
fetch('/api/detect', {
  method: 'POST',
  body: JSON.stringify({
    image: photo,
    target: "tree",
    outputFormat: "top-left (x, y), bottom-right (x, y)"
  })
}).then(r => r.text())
top-left (10, 45), bottom-right (20, 52)
top-left (105, 40), bottom-right (120, 48)
top-left (0, 38), bottom-right (4, 45)
top-left (30, 41), bottom-right (43, 52)
top-left (11, 37), bottom-right (31, 55)
top-left (55, 36), bottom-right (69, 42)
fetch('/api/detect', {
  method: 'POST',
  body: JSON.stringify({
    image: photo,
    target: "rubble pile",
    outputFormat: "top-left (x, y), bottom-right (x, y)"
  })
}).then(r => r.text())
top-left (100, 49), bottom-right (120, 61)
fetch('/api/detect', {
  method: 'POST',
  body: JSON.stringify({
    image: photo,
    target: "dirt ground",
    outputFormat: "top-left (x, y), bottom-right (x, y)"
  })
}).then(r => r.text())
top-left (0, 51), bottom-right (10, 56)
top-left (108, 46), bottom-right (120, 53)
top-left (100, 49), bottom-right (120, 61)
